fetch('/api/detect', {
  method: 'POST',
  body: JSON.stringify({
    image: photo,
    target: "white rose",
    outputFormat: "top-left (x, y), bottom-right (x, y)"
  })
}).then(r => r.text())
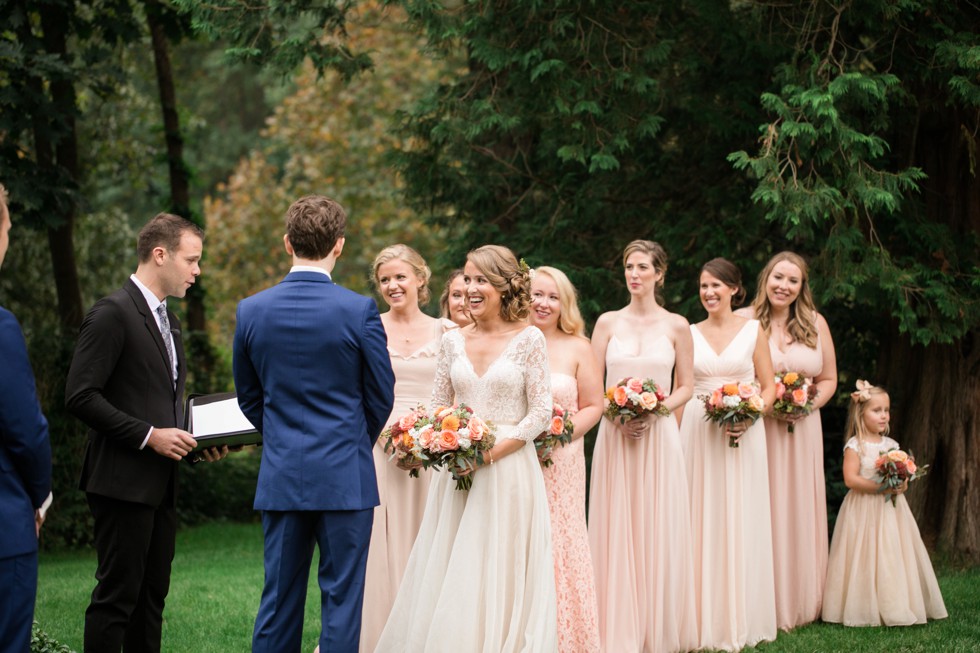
top-left (458, 437), bottom-right (472, 450)
top-left (722, 395), bottom-right (741, 408)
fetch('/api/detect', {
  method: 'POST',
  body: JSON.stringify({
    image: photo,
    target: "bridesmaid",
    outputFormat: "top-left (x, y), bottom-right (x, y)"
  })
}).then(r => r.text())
top-left (360, 244), bottom-right (455, 653)
top-left (439, 268), bottom-right (471, 327)
top-left (588, 240), bottom-right (698, 653)
top-left (680, 257), bottom-right (777, 651)
top-left (528, 266), bottom-right (603, 653)
top-left (737, 252), bottom-right (837, 630)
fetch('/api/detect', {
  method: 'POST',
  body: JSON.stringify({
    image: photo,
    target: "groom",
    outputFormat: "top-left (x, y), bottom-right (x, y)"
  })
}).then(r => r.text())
top-left (233, 195), bottom-right (394, 652)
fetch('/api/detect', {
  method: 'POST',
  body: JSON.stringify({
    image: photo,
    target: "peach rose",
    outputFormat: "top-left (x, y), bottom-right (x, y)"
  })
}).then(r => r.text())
top-left (774, 382), bottom-right (786, 398)
top-left (398, 411), bottom-right (418, 431)
top-left (738, 383), bottom-right (756, 399)
top-left (614, 386), bottom-right (629, 407)
top-left (710, 389), bottom-right (724, 408)
top-left (627, 377), bottom-right (643, 393)
top-left (549, 416), bottom-right (565, 436)
top-left (747, 394), bottom-right (765, 412)
top-left (791, 388), bottom-right (808, 406)
top-left (437, 429), bottom-right (460, 451)
top-left (417, 424), bottom-right (435, 449)
top-left (723, 383), bottom-right (740, 396)
top-left (906, 459), bottom-right (917, 474)
top-left (782, 372), bottom-right (799, 385)
top-left (639, 392), bottom-right (659, 411)
top-left (467, 416), bottom-right (487, 441)
top-left (887, 450), bottom-right (909, 463)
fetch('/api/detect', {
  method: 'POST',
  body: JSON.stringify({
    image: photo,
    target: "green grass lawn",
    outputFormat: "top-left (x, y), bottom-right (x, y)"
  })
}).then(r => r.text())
top-left (36, 522), bottom-right (980, 652)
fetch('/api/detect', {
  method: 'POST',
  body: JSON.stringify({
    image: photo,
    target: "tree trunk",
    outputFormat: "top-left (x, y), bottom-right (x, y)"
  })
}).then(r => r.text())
top-left (882, 100), bottom-right (980, 563)
top-left (147, 6), bottom-right (206, 334)
top-left (38, 5), bottom-right (84, 331)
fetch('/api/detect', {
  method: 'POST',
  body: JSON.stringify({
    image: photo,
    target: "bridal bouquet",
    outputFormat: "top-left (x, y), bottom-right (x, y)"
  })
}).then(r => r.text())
top-left (383, 403), bottom-right (496, 491)
top-left (772, 371), bottom-right (817, 432)
top-left (699, 382), bottom-right (765, 448)
top-left (534, 403), bottom-right (574, 468)
top-left (603, 377), bottom-right (670, 423)
top-left (874, 448), bottom-right (928, 506)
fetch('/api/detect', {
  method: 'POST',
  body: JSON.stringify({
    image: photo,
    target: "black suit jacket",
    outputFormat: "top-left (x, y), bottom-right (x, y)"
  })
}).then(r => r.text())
top-left (66, 280), bottom-right (186, 507)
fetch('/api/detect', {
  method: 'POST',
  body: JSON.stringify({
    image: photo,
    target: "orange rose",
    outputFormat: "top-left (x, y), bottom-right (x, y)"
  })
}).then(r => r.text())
top-left (467, 416), bottom-right (486, 441)
top-left (791, 388), bottom-right (808, 406)
top-left (710, 389), bottom-right (724, 408)
top-left (906, 459), bottom-right (917, 474)
top-left (627, 377), bottom-right (643, 393)
top-left (549, 416), bottom-right (565, 435)
top-left (437, 429), bottom-right (460, 451)
top-left (606, 388), bottom-right (616, 401)
top-left (441, 413), bottom-right (461, 432)
top-left (613, 386), bottom-right (629, 407)
top-left (887, 450), bottom-right (909, 463)
top-left (782, 372), bottom-right (799, 385)
top-left (398, 411), bottom-right (419, 431)
top-left (723, 383), bottom-right (739, 396)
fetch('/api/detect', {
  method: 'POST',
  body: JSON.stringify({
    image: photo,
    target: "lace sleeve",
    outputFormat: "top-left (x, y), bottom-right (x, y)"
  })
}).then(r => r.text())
top-left (507, 327), bottom-right (552, 442)
top-left (430, 330), bottom-right (455, 408)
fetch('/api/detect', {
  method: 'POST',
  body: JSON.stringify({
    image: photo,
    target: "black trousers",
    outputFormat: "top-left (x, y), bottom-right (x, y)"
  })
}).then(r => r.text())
top-left (84, 493), bottom-right (177, 653)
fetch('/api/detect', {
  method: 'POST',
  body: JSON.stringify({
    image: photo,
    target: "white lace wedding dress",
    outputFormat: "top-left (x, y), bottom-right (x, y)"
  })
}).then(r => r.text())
top-left (374, 327), bottom-right (557, 652)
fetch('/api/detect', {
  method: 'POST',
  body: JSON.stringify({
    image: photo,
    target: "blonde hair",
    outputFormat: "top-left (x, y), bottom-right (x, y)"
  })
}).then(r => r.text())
top-left (438, 268), bottom-right (464, 319)
top-left (750, 251), bottom-right (818, 348)
top-left (844, 381), bottom-right (890, 448)
top-left (623, 239), bottom-right (668, 304)
top-left (372, 244), bottom-right (432, 306)
top-left (466, 245), bottom-right (531, 322)
top-left (533, 266), bottom-right (585, 337)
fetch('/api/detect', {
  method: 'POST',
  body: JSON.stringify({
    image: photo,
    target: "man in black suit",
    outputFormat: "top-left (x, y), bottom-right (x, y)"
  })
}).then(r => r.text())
top-left (66, 213), bottom-right (222, 653)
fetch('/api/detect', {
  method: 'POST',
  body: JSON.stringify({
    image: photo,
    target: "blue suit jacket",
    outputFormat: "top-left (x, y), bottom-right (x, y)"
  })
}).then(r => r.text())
top-left (233, 271), bottom-right (394, 511)
top-left (0, 307), bottom-right (52, 559)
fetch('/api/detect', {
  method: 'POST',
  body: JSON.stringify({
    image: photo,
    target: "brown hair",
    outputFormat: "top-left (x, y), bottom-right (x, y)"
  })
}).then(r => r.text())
top-left (439, 268), bottom-right (465, 319)
top-left (372, 244), bottom-right (432, 305)
top-left (466, 245), bottom-right (531, 322)
top-left (750, 251), bottom-right (818, 347)
top-left (532, 266), bottom-right (585, 337)
top-left (623, 239), bottom-right (668, 304)
top-left (137, 213), bottom-right (204, 263)
top-left (701, 258), bottom-right (746, 307)
top-left (285, 195), bottom-right (346, 259)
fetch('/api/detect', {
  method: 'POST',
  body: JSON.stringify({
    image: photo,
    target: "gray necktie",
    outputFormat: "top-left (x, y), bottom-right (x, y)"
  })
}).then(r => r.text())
top-left (156, 303), bottom-right (175, 374)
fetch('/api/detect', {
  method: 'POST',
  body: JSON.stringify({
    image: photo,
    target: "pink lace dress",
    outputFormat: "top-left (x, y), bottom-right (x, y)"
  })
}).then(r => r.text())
top-left (541, 373), bottom-right (600, 653)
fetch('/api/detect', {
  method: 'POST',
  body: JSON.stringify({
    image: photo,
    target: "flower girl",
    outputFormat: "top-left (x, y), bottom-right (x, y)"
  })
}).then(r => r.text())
top-left (822, 381), bottom-right (947, 626)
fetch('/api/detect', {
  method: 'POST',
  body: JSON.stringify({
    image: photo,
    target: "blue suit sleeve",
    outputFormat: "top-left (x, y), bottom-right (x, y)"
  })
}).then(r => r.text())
top-left (233, 301), bottom-right (264, 433)
top-left (0, 309), bottom-right (52, 507)
top-left (359, 300), bottom-right (395, 444)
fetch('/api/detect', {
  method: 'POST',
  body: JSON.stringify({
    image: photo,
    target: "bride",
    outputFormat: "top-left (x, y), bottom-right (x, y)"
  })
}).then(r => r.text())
top-left (375, 245), bottom-right (557, 652)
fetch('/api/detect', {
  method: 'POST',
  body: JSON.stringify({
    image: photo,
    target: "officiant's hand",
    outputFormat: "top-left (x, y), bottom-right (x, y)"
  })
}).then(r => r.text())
top-left (199, 445), bottom-right (230, 462)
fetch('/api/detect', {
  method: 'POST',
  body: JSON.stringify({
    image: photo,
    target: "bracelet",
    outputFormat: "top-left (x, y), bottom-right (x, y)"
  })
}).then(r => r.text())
top-left (488, 450), bottom-right (494, 466)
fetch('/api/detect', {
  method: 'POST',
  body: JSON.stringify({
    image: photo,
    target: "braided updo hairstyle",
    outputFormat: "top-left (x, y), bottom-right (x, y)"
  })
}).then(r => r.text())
top-left (466, 245), bottom-right (531, 322)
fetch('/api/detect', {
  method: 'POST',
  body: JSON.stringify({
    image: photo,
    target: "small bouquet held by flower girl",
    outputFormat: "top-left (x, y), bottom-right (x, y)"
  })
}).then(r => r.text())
top-left (874, 448), bottom-right (928, 506)
top-left (382, 403), bottom-right (496, 490)
top-left (534, 403), bottom-right (574, 468)
top-left (772, 371), bottom-right (818, 432)
top-left (699, 382), bottom-right (765, 448)
top-left (603, 377), bottom-right (670, 424)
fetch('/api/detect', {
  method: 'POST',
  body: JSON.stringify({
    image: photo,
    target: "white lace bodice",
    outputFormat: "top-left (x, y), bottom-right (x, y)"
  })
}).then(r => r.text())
top-left (431, 327), bottom-right (552, 441)
top-left (844, 435), bottom-right (900, 481)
